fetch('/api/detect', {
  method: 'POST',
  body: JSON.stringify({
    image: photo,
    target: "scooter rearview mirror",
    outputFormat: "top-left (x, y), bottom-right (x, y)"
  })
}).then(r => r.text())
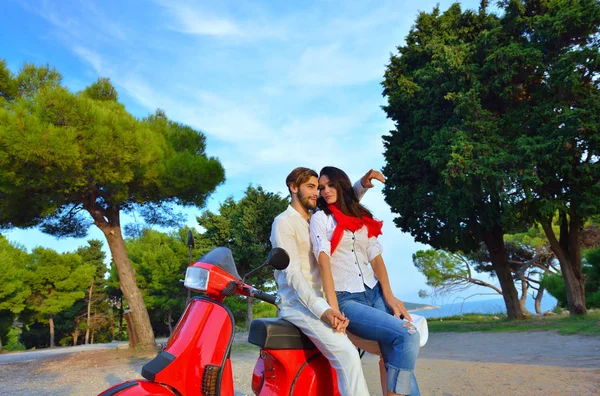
top-left (267, 247), bottom-right (289, 270)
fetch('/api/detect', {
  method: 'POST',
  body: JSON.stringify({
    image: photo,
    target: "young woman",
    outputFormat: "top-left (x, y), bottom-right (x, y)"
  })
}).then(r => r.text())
top-left (309, 166), bottom-right (421, 396)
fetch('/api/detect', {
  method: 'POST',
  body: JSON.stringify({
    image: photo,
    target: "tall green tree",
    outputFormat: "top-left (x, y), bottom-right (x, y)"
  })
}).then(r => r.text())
top-left (0, 61), bottom-right (225, 345)
top-left (382, 2), bottom-right (527, 318)
top-left (23, 248), bottom-right (95, 347)
top-left (198, 186), bottom-right (288, 328)
top-left (501, 0), bottom-right (600, 315)
top-left (382, 0), bottom-right (600, 317)
top-left (0, 235), bottom-right (31, 351)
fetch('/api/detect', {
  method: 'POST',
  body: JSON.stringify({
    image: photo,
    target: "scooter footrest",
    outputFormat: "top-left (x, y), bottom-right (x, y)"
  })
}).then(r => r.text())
top-left (248, 318), bottom-right (316, 350)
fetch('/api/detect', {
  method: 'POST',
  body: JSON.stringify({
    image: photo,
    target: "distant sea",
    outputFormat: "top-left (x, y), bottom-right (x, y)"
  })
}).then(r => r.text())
top-left (411, 295), bottom-right (558, 318)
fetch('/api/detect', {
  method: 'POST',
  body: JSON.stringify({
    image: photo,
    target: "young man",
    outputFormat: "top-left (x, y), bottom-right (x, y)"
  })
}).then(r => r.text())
top-left (270, 167), bottom-right (384, 396)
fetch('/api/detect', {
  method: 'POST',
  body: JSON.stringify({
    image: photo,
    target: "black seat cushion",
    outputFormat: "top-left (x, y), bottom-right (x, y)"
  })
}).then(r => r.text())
top-left (248, 318), bottom-right (316, 350)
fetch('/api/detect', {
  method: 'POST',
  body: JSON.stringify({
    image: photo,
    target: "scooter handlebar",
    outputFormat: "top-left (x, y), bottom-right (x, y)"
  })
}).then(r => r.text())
top-left (249, 288), bottom-right (280, 305)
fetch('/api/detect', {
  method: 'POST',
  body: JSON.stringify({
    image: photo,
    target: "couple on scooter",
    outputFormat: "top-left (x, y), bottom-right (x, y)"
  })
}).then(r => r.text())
top-left (270, 166), bottom-right (422, 396)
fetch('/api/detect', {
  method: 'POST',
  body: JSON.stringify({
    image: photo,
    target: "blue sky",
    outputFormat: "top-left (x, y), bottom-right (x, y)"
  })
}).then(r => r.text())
top-left (1, 0), bottom-right (508, 305)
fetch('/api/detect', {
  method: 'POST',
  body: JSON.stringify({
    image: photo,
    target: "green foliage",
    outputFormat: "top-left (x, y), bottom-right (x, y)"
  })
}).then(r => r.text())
top-left (81, 77), bottom-right (118, 101)
top-left (0, 235), bottom-right (31, 314)
top-left (222, 299), bottom-right (278, 328)
top-left (382, 0), bottom-right (600, 316)
top-left (24, 247), bottom-right (95, 321)
top-left (3, 326), bottom-right (26, 351)
top-left (223, 295), bottom-right (249, 327)
top-left (428, 311), bottom-right (600, 337)
top-left (584, 248), bottom-right (600, 307)
top-left (0, 60), bottom-right (18, 102)
top-left (413, 250), bottom-right (469, 290)
top-left (198, 186), bottom-right (287, 325)
top-left (381, 2), bottom-right (522, 252)
top-left (73, 239), bottom-right (112, 344)
top-left (0, 60), bottom-right (225, 345)
top-left (382, 0), bottom-right (600, 249)
top-left (0, 59), bottom-right (225, 237)
top-left (252, 302), bottom-right (277, 319)
top-left (541, 272), bottom-right (568, 307)
top-left (198, 186), bottom-right (288, 289)
top-left (504, 223), bottom-right (552, 251)
top-left (76, 240), bottom-right (107, 282)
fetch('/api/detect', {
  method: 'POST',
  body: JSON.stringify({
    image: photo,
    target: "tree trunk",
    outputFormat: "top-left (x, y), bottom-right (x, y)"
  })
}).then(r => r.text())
top-left (535, 287), bottom-right (544, 315)
top-left (541, 213), bottom-right (587, 316)
top-left (72, 318), bottom-right (80, 346)
top-left (104, 227), bottom-right (155, 346)
top-left (167, 310), bottom-right (173, 336)
top-left (246, 298), bottom-right (254, 331)
top-left (86, 203), bottom-right (155, 347)
top-left (91, 309), bottom-right (96, 344)
top-left (0, 337), bottom-right (3, 352)
top-left (49, 315), bottom-right (55, 348)
top-left (118, 296), bottom-right (124, 341)
top-left (483, 228), bottom-right (526, 319)
top-left (519, 279), bottom-right (530, 315)
top-left (85, 280), bottom-right (94, 345)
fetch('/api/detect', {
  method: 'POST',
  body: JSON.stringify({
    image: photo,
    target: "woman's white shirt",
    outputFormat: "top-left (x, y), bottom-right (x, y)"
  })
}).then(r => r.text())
top-left (309, 210), bottom-right (382, 293)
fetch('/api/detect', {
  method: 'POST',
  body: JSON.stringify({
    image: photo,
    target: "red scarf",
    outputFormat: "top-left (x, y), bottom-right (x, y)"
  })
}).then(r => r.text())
top-left (328, 204), bottom-right (383, 254)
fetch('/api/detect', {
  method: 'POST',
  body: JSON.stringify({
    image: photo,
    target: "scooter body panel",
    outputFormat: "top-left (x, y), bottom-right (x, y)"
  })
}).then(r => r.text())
top-left (137, 296), bottom-right (234, 395)
top-left (254, 348), bottom-right (341, 396)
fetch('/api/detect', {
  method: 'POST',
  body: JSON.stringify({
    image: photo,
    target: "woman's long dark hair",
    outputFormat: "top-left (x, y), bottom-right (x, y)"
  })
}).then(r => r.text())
top-left (317, 166), bottom-right (373, 219)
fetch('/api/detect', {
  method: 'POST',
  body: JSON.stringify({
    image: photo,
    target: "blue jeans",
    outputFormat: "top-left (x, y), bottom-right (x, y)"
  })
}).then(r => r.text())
top-left (337, 283), bottom-right (420, 395)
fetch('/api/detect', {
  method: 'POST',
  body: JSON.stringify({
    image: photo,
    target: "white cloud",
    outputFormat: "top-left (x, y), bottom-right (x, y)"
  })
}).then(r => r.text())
top-left (72, 46), bottom-right (105, 75)
top-left (159, 3), bottom-right (242, 37)
top-left (288, 43), bottom-right (385, 87)
top-left (153, 0), bottom-right (288, 40)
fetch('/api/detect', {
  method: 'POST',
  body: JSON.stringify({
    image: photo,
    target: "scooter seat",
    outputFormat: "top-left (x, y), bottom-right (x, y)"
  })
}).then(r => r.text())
top-left (248, 318), bottom-right (316, 350)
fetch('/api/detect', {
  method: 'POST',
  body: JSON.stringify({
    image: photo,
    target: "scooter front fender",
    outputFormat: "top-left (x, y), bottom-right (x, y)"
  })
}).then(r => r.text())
top-left (141, 296), bottom-right (235, 395)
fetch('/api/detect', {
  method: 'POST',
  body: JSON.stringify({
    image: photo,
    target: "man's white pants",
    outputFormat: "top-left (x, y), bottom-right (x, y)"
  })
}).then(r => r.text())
top-left (280, 306), bottom-right (369, 396)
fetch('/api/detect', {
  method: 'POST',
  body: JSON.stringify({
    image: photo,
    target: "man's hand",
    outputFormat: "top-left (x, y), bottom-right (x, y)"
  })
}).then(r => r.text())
top-left (360, 169), bottom-right (386, 188)
top-left (321, 308), bottom-right (350, 333)
top-left (385, 295), bottom-right (413, 322)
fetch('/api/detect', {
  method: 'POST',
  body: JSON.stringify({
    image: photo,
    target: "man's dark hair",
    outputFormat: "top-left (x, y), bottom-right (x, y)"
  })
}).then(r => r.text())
top-left (286, 167), bottom-right (318, 194)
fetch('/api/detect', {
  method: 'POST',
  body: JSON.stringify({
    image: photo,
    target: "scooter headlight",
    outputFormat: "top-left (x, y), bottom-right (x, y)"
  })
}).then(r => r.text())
top-left (184, 266), bottom-right (210, 291)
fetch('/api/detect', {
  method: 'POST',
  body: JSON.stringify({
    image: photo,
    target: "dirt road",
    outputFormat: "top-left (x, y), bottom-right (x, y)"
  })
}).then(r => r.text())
top-left (1, 331), bottom-right (598, 395)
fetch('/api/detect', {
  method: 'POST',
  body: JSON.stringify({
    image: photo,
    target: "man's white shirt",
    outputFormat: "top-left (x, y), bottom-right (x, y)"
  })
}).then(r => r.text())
top-left (271, 205), bottom-right (331, 319)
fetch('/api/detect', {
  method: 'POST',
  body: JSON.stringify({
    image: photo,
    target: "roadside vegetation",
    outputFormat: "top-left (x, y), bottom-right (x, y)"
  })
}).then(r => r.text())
top-left (428, 310), bottom-right (600, 336)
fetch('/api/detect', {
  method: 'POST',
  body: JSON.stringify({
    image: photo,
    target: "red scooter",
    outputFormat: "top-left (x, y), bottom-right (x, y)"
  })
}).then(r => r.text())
top-left (99, 246), bottom-right (342, 396)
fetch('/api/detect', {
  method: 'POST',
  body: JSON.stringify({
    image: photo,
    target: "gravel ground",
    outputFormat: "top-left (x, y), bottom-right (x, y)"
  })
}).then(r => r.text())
top-left (0, 331), bottom-right (599, 395)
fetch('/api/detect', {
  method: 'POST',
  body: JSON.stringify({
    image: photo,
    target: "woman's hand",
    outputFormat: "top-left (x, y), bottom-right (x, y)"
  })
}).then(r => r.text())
top-left (321, 308), bottom-right (350, 333)
top-left (360, 169), bottom-right (386, 188)
top-left (385, 295), bottom-right (413, 322)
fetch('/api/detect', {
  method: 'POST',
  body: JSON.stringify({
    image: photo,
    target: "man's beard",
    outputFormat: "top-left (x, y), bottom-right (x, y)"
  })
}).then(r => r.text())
top-left (297, 189), bottom-right (316, 211)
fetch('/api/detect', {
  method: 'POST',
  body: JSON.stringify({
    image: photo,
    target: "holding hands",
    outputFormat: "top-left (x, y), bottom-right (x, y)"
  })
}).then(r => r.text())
top-left (321, 308), bottom-right (350, 333)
